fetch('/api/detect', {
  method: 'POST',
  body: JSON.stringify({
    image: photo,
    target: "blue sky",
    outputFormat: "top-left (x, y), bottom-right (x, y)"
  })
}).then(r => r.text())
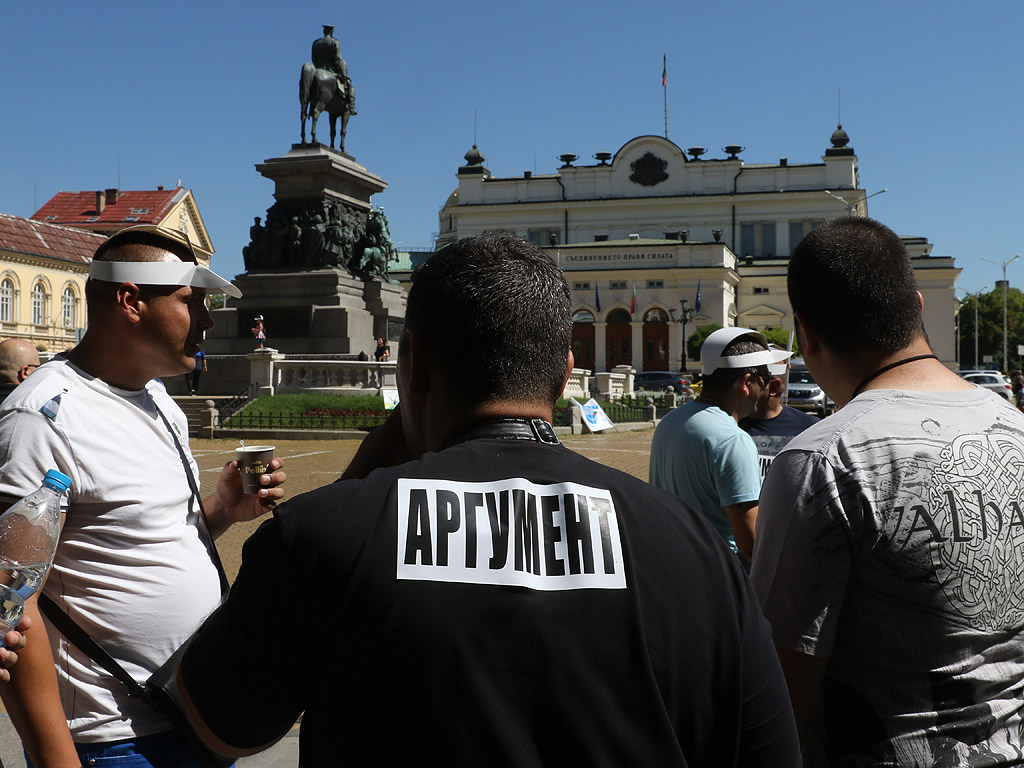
top-left (2, 1), bottom-right (1021, 295)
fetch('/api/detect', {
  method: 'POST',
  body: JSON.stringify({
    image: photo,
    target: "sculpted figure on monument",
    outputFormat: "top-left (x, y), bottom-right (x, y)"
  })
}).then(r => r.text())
top-left (242, 216), bottom-right (265, 271)
top-left (358, 208), bottom-right (398, 281)
top-left (300, 24), bottom-right (357, 151)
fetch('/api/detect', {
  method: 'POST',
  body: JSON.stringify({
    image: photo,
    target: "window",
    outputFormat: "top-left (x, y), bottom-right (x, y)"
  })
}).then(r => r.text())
top-left (609, 281), bottom-right (627, 290)
top-left (593, 235), bottom-right (608, 242)
top-left (0, 280), bottom-right (12, 322)
top-left (788, 220), bottom-right (825, 255)
top-left (643, 308), bottom-right (669, 322)
top-left (572, 310), bottom-right (595, 323)
top-left (740, 222), bottom-right (778, 258)
top-left (130, 208), bottom-right (150, 215)
top-left (62, 287), bottom-right (75, 327)
top-left (573, 282), bottom-right (591, 290)
top-left (753, 287), bottom-right (769, 295)
top-left (646, 280), bottom-right (663, 289)
top-left (527, 229), bottom-right (561, 247)
top-left (32, 284), bottom-right (46, 326)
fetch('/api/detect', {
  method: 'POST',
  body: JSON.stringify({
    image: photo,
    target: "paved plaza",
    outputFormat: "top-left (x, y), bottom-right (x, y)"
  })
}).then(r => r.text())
top-left (0, 427), bottom-right (655, 767)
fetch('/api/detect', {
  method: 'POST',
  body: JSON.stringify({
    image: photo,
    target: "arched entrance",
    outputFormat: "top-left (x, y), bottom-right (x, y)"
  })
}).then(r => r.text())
top-left (605, 308), bottom-right (632, 369)
top-left (642, 308), bottom-right (670, 371)
top-left (571, 309), bottom-right (595, 371)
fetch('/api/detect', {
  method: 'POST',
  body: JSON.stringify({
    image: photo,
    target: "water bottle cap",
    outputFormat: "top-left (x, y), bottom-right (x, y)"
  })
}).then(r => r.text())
top-left (42, 469), bottom-right (71, 494)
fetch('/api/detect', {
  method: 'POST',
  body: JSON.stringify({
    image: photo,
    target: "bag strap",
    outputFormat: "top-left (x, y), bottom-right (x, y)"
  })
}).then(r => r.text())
top-left (153, 403), bottom-right (229, 596)
top-left (37, 594), bottom-right (151, 701)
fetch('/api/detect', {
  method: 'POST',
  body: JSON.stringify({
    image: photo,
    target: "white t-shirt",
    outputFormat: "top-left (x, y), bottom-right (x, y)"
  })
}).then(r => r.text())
top-left (0, 357), bottom-right (222, 742)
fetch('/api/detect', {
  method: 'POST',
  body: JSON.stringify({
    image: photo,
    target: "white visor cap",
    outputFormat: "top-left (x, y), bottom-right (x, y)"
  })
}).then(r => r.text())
top-left (89, 261), bottom-right (242, 298)
top-left (766, 345), bottom-right (791, 377)
top-left (700, 327), bottom-right (792, 376)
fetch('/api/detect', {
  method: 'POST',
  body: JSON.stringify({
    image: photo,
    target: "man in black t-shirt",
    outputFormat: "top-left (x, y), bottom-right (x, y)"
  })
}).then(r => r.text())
top-left (178, 233), bottom-right (799, 766)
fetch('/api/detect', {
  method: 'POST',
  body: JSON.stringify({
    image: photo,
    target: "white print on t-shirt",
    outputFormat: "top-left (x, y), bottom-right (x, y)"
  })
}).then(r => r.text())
top-left (397, 478), bottom-right (627, 590)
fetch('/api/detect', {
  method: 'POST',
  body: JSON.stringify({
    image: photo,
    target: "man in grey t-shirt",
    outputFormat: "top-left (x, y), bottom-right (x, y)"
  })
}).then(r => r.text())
top-left (752, 217), bottom-right (1024, 766)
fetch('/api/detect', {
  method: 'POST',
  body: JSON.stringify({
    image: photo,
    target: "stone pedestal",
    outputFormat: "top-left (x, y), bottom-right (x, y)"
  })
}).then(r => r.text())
top-left (205, 143), bottom-right (406, 357)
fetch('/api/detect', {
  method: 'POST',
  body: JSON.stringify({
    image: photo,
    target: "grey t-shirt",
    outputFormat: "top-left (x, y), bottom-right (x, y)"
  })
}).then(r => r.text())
top-left (752, 387), bottom-right (1024, 766)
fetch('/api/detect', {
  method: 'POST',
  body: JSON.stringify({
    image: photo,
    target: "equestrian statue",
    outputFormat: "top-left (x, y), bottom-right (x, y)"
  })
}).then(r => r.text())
top-left (300, 25), bottom-right (357, 151)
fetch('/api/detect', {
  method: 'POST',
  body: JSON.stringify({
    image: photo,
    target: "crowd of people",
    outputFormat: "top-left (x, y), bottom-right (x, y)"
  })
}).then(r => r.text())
top-left (0, 220), bottom-right (1021, 767)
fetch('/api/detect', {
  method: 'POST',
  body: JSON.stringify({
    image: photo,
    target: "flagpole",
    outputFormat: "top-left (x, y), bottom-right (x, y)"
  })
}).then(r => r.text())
top-left (662, 54), bottom-right (668, 139)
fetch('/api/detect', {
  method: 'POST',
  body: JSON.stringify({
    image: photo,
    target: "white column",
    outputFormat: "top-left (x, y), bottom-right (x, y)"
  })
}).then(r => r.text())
top-left (630, 321), bottom-right (644, 371)
top-left (594, 322), bottom-right (608, 372)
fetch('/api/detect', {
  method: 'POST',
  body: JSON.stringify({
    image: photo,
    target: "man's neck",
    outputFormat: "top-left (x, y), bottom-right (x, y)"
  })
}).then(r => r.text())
top-left (64, 333), bottom-right (151, 391)
top-left (828, 340), bottom-right (970, 405)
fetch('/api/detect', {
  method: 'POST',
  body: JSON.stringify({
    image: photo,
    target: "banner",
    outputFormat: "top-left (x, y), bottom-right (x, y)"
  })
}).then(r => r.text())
top-left (570, 397), bottom-right (615, 433)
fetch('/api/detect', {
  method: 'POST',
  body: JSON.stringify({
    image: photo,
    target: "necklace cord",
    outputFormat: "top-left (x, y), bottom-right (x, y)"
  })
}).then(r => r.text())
top-left (850, 354), bottom-right (938, 400)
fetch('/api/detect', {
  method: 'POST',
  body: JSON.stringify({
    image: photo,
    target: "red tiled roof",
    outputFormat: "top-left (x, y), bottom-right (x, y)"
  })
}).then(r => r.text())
top-left (0, 213), bottom-right (105, 266)
top-left (31, 187), bottom-right (185, 230)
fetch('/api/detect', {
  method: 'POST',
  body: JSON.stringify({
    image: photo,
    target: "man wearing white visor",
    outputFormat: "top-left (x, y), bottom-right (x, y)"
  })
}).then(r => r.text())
top-left (0, 225), bottom-right (286, 766)
top-left (650, 327), bottom-right (790, 562)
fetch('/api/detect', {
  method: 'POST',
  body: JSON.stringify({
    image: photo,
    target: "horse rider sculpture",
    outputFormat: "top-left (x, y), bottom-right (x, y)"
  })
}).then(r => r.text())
top-left (301, 25), bottom-right (357, 151)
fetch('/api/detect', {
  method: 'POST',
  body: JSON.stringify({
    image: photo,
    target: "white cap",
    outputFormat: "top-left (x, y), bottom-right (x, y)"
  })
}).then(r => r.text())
top-left (767, 344), bottom-right (791, 377)
top-left (90, 224), bottom-right (242, 298)
top-left (700, 327), bottom-right (792, 375)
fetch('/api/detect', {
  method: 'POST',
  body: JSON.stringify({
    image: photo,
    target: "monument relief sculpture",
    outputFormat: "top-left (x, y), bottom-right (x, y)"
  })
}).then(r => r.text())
top-left (300, 24), bottom-right (357, 151)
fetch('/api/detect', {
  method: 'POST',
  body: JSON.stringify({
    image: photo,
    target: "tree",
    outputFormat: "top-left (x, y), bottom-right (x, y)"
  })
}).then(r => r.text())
top-left (687, 324), bottom-right (721, 362)
top-left (958, 287), bottom-right (1024, 371)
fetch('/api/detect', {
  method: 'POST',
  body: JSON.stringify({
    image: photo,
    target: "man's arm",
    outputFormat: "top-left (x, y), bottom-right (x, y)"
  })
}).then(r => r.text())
top-left (775, 645), bottom-right (828, 738)
top-left (0, 594), bottom-right (79, 767)
top-left (724, 500), bottom-right (757, 561)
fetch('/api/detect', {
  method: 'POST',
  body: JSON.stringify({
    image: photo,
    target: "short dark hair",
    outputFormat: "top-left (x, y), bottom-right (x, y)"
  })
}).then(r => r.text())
top-left (788, 217), bottom-right (925, 356)
top-left (701, 340), bottom-right (770, 393)
top-left (403, 232), bottom-right (572, 407)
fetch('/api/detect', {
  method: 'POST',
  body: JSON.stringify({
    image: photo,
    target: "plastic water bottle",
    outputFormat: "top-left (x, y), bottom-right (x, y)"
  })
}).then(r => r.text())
top-left (0, 470), bottom-right (71, 645)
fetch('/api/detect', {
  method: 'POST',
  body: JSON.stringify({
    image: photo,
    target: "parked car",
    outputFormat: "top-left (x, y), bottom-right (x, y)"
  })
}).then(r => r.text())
top-left (634, 371), bottom-right (692, 396)
top-left (958, 370), bottom-right (1012, 399)
top-left (786, 367), bottom-right (835, 417)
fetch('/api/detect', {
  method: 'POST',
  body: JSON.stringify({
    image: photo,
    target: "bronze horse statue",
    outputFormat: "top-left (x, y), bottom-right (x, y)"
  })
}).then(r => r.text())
top-left (300, 62), bottom-right (353, 152)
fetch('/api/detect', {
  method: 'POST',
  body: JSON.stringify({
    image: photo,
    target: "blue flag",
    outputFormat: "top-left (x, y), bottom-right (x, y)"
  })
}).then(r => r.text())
top-left (595, 282), bottom-right (601, 313)
top-left (694, 281), bottom-right (701, 313)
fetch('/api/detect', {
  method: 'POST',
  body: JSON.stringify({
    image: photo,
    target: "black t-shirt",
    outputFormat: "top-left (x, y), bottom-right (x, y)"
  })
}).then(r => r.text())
top-left (183, 439), bottom-right (798, 766)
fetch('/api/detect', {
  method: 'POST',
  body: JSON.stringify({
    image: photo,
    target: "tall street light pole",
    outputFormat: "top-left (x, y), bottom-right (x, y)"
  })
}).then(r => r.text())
top-left (981, 255), bottom-right (1020, 371)
top-left (958, 288), bottom-right (987, 370)
top-left (823, 188), bottom-right (888, 216)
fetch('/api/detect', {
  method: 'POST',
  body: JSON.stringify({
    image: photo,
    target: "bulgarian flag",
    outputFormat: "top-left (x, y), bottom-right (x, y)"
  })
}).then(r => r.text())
top-left (630, 283), bottom-right (637, 314)
top-left (662, 55), bottom-right (667, 87)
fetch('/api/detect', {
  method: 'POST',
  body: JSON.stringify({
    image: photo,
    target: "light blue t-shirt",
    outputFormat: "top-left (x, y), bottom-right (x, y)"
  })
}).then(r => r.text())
top-left (649, 400), bottom-right (762, 551)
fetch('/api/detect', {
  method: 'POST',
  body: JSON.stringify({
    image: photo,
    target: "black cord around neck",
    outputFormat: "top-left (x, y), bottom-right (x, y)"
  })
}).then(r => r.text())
top-left (850, 354), bottom-right (938, 400)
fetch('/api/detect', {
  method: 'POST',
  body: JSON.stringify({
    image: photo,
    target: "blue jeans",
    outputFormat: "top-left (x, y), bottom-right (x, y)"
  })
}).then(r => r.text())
top-left (28, 729), bottom-right (231, 768)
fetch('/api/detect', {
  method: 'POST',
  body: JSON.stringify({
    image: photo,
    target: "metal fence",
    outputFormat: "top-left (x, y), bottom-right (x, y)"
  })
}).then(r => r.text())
top-left (221, 410), bottom-right (387, 432)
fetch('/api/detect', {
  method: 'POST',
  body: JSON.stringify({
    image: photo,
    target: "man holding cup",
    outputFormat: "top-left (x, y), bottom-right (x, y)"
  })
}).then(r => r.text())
top-left (0, 225), bottom-right (286, 767)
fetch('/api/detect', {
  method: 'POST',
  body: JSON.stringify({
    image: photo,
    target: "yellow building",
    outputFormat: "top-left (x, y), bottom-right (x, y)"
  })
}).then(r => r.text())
top-left (0, 214), bottom-right (103, 352)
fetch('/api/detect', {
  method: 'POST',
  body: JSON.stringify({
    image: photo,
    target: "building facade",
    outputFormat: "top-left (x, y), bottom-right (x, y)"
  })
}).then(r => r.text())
top-left (434, 128), bottom-right (960, 372)
top-left (0, 214), bottom-right (103, 352)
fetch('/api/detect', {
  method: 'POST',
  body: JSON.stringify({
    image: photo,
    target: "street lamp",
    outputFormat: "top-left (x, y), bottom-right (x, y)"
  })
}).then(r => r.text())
top-left (823, 188), bottom-right (888, 216)
top-left (981, 254), bottom-right (1020, 371)
top-left (676, 297), bottom-right (696, 372)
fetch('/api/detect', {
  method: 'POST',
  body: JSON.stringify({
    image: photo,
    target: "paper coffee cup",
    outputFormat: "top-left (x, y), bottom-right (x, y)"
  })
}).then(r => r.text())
top-left (236, 445), bottom-right (275, 494)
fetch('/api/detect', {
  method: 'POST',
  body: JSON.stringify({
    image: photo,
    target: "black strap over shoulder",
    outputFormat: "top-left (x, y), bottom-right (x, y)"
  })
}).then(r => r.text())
top-left (444, 418), bottom-right (560, 449)
top-left (153, 404), bottom-right (229, 596)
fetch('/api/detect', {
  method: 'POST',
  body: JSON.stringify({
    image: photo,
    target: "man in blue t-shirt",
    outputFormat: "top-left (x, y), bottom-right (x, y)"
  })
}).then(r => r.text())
top-left (650, 328), bottom-right (790, 562)
top-left (739, 352), bottom-right (818, 479)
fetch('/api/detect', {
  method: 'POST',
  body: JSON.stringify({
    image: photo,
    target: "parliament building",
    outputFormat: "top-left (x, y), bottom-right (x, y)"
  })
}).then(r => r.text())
top-left (432, 127), bottom-right (959, 373)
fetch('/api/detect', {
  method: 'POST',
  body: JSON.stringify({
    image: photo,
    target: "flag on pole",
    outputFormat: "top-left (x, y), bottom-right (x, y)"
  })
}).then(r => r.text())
top-left (695, 280), bottom-right (701, 312)
top-left (662, 54), bottom-right (667, 87)
top-left (630, 283), bottom-right (637, 315)
top-left (595, 282), bottom-right (601, 313)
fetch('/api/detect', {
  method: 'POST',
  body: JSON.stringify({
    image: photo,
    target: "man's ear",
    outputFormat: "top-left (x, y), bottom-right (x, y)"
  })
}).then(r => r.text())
top-left (400, 329), bottom-right (432, 396)
top-left (556, 349), bottom-right (575, 399)
top-left (115, 282), bottom-right (144, 324)
top-left (794, 313), bottom-right (820, 357)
